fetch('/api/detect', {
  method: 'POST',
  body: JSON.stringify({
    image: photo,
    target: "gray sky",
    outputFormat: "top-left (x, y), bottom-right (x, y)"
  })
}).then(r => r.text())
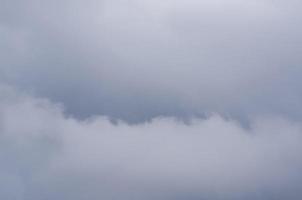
top-left (1, 0), bottom-right (302, 199)
top-left (1, 0), bottom-right (302, 121)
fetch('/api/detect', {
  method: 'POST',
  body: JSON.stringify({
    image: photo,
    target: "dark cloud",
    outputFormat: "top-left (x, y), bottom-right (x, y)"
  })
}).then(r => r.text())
top-left (1, 0), bottom-right (302, 122)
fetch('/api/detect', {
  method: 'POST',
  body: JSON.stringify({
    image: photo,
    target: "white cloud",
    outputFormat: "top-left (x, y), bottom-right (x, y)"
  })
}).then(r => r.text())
top-left (1, 85), bottom-right (302, 199)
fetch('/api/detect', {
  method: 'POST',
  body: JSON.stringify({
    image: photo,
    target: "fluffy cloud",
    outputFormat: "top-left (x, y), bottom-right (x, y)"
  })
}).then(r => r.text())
top-left (1, 0), bottom-right (302, 121)
top-left (1, 85), bottom-right (302, 200)
top-left (1, 1), bottom-right (302, 199)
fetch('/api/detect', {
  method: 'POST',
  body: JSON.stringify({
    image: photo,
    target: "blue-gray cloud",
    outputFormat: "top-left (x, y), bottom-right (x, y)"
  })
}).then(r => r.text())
top-left (1, 1), bottom-right (302, 199)
top-left (1, 0), bottom-right (302, 122)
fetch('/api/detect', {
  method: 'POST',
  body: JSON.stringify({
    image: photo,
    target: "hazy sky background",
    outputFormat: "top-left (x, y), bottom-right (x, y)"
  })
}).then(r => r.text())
top-left (1, 0), bottom-right (302, 199)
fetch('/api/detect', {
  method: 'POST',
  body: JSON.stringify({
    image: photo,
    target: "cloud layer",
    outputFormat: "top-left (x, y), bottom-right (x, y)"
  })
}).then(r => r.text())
top-left (1, 0), bottom-right (302, 199)
top-left (1, 0), bottom-right (302, 121)
top-left (1, 85), bottom-right (302, 200)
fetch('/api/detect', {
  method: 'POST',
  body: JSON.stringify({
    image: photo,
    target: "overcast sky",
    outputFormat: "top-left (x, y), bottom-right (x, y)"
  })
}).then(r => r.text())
top-left (1, 0), bottom-right (302, 199)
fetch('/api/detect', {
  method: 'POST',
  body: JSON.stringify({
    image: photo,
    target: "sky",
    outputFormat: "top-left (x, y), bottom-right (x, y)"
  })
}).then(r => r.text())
top-left (1, 0), bottom-right (302, 199)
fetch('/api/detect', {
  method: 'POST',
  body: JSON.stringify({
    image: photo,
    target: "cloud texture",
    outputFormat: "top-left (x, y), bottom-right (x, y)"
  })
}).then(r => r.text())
top-left (1, 0), bottom-right (302, 199)
top-left (1, 85), bottom-right (302, 200)
top-left (1, 0), bottom-right (302, 121)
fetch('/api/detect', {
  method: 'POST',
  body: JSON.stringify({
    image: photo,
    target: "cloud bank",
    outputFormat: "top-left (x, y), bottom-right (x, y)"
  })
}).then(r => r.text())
top-left (1, 85), bottom-right (302, 200)
top-left (1, 0), bottom-right (302, 199)
top-left (1, 0), bottom-right (302, 121)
